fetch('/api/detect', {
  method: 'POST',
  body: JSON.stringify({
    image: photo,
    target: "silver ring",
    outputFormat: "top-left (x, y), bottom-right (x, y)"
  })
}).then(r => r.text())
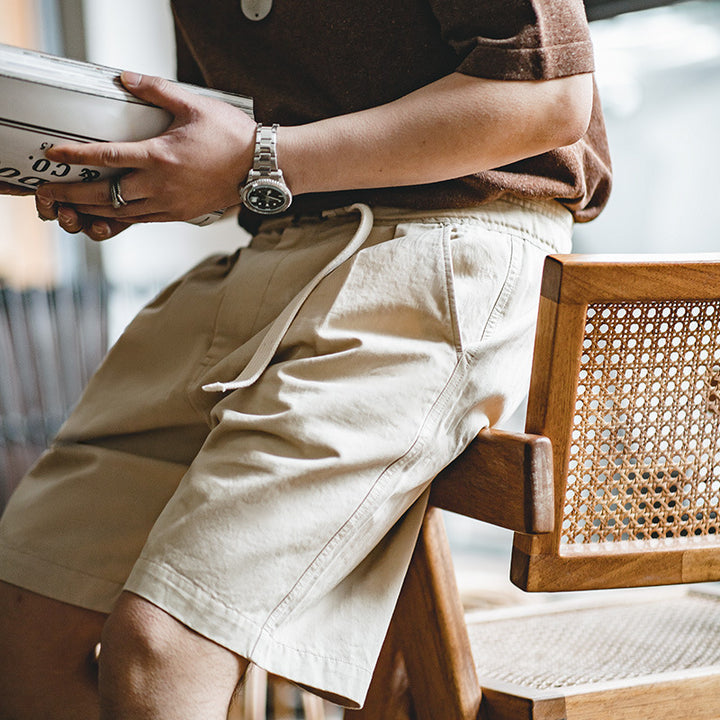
top-left (110, 176), bottom-right (127, 209)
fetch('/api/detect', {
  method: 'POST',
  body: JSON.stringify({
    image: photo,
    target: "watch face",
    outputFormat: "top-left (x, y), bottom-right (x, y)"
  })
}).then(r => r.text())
top-left (245, 181), bottom-right (291, 214)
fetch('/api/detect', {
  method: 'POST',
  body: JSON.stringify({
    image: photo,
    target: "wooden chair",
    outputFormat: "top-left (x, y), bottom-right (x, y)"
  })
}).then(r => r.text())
top-left (231, 665), bottom-right (330, 720)
top-left (346, 254), bottom-right (720, 720)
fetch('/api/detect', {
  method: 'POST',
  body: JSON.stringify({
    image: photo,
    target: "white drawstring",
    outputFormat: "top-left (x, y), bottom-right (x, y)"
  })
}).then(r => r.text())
top-left (202, 203), bottom-right (374, 393)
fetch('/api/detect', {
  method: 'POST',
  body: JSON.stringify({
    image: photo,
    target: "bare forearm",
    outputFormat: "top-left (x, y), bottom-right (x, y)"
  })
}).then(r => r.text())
top-left (33, 70), bottom-right (594, 240)
top-left (281, 72), bottom-right (594, 196)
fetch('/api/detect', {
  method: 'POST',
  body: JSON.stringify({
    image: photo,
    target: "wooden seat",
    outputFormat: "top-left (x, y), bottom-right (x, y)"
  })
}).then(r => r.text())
top-left (469, 587), bottom-right (720, 719)
top-left (346, 254), bottom-right (720, 720)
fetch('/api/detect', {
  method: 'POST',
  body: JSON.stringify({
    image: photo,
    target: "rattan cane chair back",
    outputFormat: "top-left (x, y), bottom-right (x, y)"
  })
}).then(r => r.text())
top-left (513, 254), bottom-right (720, 591)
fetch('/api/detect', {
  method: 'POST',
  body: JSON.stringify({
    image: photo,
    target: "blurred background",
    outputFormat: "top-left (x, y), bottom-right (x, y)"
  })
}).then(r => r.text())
top-left (0, 0), bottom-right (719, 599)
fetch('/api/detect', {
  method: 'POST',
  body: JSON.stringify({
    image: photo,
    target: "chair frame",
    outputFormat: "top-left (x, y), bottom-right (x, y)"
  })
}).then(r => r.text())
top-left (517, 254), bottom-right (720, 590)
top-left (346, 253), bottom-right (720, 720)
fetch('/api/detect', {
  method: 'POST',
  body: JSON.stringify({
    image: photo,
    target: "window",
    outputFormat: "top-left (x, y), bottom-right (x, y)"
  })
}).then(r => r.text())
top-left (0, 0), bottom-right (56, 288)
top-left (576, 0), bottom-right (720, 253)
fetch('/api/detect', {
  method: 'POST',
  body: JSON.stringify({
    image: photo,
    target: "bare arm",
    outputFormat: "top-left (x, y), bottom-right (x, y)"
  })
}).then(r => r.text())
top-left (35, 70), bottom-right (593, 239)
top-left (281, 71), bottom-right (593, 195)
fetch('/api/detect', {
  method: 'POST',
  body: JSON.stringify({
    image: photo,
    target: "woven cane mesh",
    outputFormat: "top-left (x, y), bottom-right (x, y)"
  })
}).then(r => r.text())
top-left (469, 592), bottom-right (720, 691)
top-left (561, 299), bottom-right (720, 547)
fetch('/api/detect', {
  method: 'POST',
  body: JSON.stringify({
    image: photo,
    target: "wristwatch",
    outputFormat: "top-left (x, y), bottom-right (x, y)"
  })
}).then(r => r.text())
top-left (239, 123), bottom-right (292, 215)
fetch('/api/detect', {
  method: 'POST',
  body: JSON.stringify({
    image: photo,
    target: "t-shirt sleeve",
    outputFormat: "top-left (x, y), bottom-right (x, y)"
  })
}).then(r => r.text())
top-left (428, 0), bottom-right (595, 80)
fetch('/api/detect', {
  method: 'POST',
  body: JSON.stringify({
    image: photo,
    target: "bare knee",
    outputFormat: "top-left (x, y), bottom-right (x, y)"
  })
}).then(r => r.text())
top-left (98, 591), bottom-right (247, 718)
top-left (100, 591), bottom-right (182, 673)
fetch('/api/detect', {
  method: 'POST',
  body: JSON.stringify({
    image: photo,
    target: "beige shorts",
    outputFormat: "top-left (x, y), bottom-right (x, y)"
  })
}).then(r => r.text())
top-left (0, 198), bottom-right (572, 708)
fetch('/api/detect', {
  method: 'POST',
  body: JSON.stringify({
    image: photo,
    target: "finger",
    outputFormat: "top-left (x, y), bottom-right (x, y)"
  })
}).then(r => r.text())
top-left (86, 218), bottom-right (131, 242)
top-left (44, 138), bottom-right (154, 169)
top-left (37, 174), bottom-right (144, 208)
top-left (56, 205), bottom-right (84, 234)
top-left (36, 190), bottom-right (58, 220)
top-left (120, 71), bottom-right (196, 119)
top-left (43, 74), bottom-right (197, 170)
top-left (104, 211), bottom-right (175, 224)
top-left (59, 209), bottom-right (132, 241)
top-left (71, 199), bottom-right (154, 219)
top-left (37, 179), bottom-right (108, 208)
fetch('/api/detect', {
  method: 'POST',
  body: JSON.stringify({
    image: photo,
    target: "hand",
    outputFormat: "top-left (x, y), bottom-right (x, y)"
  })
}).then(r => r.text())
top-left (35, 71), bottom-right (256, 237)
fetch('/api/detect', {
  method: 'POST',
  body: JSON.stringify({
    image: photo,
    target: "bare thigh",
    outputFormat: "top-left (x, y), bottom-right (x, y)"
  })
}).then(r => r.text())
top-left (0, 583), bottom-right (248, 720)
top-left (0, 580), bottom-right (106, 720)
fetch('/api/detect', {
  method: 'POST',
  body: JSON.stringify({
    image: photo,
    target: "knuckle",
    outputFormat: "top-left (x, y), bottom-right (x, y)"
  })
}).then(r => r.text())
top-left (100, 144), bottom-right (122, 165)
top-left (150, 75), bottom-right (169, 93)
top-left (35, 200), bottom-right (56, 219)
top-left (144, 139), bottom-right (164, 165)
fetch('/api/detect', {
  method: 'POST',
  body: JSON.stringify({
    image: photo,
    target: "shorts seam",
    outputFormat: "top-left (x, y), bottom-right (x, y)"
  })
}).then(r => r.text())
top-left (246, 248), bottom-right (296, 337)
top-left (132, 555), bottom-right (261, 629)
top-left (475, 219), bottom-right (562, 252)
top-left (131, 557), bottom-right (374, 675)
top-left (479, 235), bottom-right (520, 344)
top-left (0, 537), bottom-right (124, 588)
top-left (441, 222), bottom-right (463, 357)
top-left (256, 626), bottom-right (374, 673)
top-left (378, 215), bottom-right (562, 253)
top-left (253, 353), bottom-right (469, 641)
top-left (370, 197), bottom-right (570, 230)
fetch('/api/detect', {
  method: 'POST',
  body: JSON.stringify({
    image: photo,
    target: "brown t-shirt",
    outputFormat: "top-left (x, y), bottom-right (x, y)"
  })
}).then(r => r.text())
top-left (171, 0), bottom-right (611, 222)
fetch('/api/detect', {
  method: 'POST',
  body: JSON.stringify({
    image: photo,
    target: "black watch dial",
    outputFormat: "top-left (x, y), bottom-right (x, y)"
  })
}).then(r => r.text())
top-left (245, 181), bottom-right (290, 214)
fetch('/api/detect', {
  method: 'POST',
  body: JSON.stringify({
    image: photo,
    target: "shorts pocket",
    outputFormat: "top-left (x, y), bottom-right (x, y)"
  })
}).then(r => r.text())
top-left (443, 223), bottom-right (516, 355)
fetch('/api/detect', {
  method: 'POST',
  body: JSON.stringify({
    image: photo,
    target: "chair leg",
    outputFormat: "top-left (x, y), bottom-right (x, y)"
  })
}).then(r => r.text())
top-left (392, 507), bottom-right (482, 720)
top-left (345, 507), bottom-right (481, 720)
top-left (301, 691), bottom-right (327, 720)
top-left (241, 664), bottom-right (268, 720)
top-left (343, 607), bottom-right (414, 720)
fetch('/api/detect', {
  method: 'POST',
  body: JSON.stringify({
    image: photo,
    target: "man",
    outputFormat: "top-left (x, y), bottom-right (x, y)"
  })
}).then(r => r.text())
top-left (0, 1), bottom-right (610, 717)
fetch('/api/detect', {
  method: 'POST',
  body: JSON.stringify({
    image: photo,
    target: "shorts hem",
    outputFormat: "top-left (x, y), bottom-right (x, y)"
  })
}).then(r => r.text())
top-left (125, 557), bottom-right (372, 709)
top-left (0, 541), bottom-right (122, 613)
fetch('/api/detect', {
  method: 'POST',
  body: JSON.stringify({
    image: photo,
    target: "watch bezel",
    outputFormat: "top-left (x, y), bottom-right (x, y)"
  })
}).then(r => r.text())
top-left (240, 176), bottom-right (293, 215)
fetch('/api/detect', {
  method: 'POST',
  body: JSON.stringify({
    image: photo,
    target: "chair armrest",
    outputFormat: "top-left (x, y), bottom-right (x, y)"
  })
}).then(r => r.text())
top-left (429, 427), bottom-right (554, 534)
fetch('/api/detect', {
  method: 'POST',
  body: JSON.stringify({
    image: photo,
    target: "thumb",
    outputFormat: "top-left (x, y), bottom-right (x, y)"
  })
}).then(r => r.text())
top-left (120, 71), bottom-right (194, 118)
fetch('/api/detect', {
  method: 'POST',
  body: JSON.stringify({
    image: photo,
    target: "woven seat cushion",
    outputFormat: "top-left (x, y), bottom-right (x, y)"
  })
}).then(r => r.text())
top-left (468, 588), bottom-right (720, 698)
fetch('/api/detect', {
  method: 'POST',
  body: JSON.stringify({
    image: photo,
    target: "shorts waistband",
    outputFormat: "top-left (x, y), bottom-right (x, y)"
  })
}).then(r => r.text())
top-left (366, 197), bottom-right (570, 225)
top-left (256, 196), bottom-right (573, 246)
